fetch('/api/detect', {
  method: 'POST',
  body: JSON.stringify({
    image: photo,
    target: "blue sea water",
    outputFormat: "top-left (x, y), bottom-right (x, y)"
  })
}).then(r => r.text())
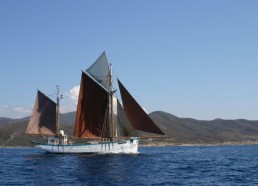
top-left (1, 145), bottom-right (258, 185)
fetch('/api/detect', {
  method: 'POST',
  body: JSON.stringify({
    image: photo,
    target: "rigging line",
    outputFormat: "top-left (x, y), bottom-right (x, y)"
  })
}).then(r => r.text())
top-left (48, 94), bottom-right (55, 97)
top-left (48, 85), bottom-right (62, 98)
top-left (92, 75), bottom-right (109, 78)
top-left (100, 105), bottom-right (109, 138)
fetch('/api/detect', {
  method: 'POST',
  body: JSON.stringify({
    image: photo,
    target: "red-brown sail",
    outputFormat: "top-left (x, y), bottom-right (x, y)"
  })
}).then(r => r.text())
top-left (73, 71), bottom-right (109, 138)
top-left (26, 90), bottom-right (57, 135)
top-left (118, 79), bottom-right (164, 135)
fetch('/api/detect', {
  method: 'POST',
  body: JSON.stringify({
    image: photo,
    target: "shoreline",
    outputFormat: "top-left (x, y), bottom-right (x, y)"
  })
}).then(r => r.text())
top-left (140, 141), bottom-right (258, 147)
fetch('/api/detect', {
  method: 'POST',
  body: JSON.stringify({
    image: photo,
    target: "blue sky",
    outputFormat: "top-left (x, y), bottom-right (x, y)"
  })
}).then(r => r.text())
top-left (0, 0), bottom-right (258, 119)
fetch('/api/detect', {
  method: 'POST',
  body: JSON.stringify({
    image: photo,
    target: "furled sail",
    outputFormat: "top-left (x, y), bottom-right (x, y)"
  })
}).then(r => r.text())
top-left (86, 52), bottom-right (110, 90)
top-left (26, 90), bottom-right (57, 135)
top-left (118, 79), bottom-right (164, 136)
top-left (73, 71), bottom-right (109, 138)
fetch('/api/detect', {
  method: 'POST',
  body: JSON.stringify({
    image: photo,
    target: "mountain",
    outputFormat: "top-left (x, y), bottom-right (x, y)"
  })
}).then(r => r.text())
top-left (148, 111), bottom-right (258, 145)
top-left (60, 112), bottom-right (76, 126)
top-left (0, 117), bottom-right (30, 125)
top-left (1, 111), bottom-right (258, 146)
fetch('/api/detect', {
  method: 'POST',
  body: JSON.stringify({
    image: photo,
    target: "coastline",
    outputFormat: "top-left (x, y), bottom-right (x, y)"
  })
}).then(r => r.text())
top-left (139, 141), bottom-right (258, 147)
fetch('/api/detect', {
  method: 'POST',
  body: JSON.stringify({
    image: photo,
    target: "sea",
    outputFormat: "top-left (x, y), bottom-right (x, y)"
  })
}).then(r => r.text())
top-left (1, 145), bottom-right (258, 185)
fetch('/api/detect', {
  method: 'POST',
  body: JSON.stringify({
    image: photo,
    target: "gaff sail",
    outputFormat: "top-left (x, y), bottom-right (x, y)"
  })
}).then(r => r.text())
top-left (73, 71), bottom-right (109, 138)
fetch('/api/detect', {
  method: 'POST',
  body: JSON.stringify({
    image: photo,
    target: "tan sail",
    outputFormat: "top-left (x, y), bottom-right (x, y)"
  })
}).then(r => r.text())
top-left (26, 90), bottom-right (57, 135)
top-left (118, 79), bottom-right (164, 135)
top-left (73, 71), bottom-right (109, 138)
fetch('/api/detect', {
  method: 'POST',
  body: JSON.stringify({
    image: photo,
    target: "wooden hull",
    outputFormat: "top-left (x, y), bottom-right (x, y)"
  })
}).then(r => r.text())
top-left (38, 138), bottom-right (139, 154)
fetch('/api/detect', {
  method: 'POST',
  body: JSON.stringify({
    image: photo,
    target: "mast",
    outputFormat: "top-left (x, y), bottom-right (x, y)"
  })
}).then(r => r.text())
top-left (109, 64), bottom-right (115, 140)
top-left (56, 85), bottom-right (63, 135)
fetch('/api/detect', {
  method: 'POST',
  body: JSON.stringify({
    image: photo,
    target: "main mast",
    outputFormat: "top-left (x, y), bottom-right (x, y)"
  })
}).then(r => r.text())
top-left (55, 85), bottom-right (63, 135)
top-left (108, 64), bottom-right (115, 140)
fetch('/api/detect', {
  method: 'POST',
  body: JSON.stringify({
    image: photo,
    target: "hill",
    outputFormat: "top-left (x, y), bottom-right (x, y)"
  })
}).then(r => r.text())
top-left (148, 111), bottom-right (258, 145)
top-left (1, 111), bottom-right (258, 147)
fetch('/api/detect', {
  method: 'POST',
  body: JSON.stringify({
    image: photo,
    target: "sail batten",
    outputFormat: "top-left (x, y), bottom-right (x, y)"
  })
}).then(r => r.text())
top-left (26, 90), bottom-right (57, 135)
top-left (118, 79), bottom-right (164, 136)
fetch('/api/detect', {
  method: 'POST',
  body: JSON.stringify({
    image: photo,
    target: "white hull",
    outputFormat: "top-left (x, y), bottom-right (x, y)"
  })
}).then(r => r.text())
top-left (38, 138), bottom-right (139, 154)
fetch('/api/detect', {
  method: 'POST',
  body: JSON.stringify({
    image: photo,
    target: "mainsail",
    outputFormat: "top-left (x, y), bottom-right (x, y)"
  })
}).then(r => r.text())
top-left (26, 90), bottom-right (57, 135)
top-left (73, 71), bottom-right (109, 138)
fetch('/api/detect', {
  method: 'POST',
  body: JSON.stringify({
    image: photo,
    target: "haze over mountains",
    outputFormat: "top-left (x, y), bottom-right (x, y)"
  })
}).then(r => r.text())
top-left (1, 111), bottom-right (258, 147)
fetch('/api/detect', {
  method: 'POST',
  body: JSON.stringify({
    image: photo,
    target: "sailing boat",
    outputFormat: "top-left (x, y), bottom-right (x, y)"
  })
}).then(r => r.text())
top-left (26, 52), bottom-right (165, 154)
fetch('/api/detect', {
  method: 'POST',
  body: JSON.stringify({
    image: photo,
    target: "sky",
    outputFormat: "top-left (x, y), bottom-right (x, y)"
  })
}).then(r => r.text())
top-left (0, 0), bottom-right (258, 120)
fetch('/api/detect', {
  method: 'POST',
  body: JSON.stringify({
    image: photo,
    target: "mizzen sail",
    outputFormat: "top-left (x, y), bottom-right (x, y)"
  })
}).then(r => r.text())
top-left (26, 90), bottom-right (57, 135)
